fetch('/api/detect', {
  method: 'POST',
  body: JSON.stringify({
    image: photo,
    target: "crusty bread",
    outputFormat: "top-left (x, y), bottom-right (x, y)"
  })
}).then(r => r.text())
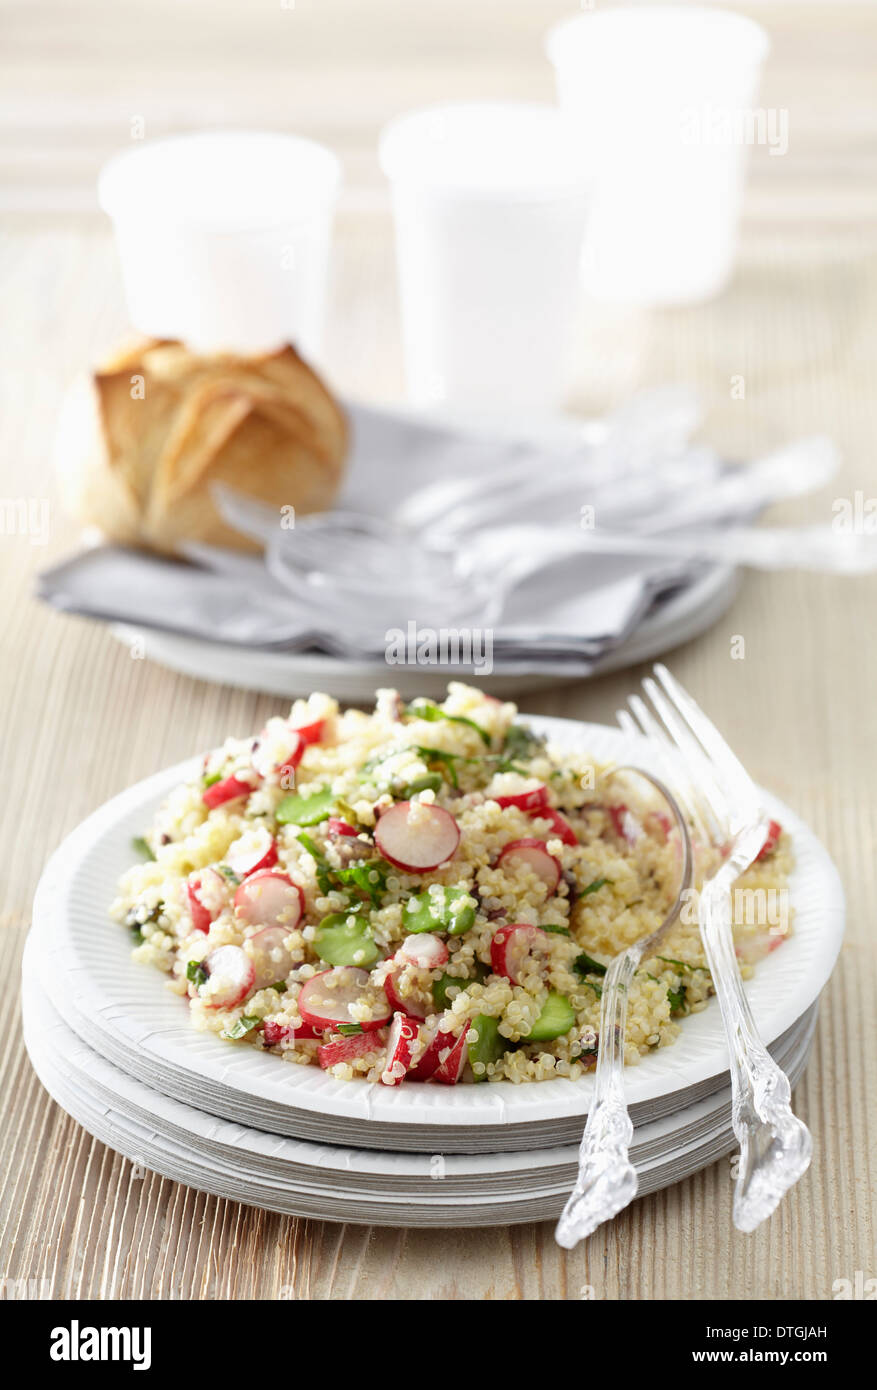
top-left (55, 339), bottom-right (348, 553)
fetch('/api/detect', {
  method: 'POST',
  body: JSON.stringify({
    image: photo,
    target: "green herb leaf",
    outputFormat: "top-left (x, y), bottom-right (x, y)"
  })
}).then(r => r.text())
top-left (404, 700), bottom-right (491, 746)
top-left (186, 959), bottom-right (208, 989)
top-left (335, 1023), bottom-right (364, 1036)
top-left (221, 1014), bottom-right (261, 1040)
top-left (216, 864), bottom-right (241, 885)
top-left (202, 771), bottom-right (221, 788)
top-left (543, 923), bottom-right (571, 937)
top-left (131, 835), bottom-right (155, 861)
top-left (574, 951), bottom-right (608, 977)
top-left (581, 876), bottom-right (610, 897)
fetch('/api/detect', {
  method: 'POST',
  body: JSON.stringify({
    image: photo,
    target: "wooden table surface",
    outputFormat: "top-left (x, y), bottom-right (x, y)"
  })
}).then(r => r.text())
top-left (1, 0), bottom-right (876, 1300)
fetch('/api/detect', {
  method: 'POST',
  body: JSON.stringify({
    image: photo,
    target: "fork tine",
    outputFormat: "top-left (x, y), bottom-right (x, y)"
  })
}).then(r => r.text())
top-left (653, 663), bottom-right (761, 816)
top-left (641, 677), bottom-right (733, 838)
top-left (624, 694), bottom-right (715, 848)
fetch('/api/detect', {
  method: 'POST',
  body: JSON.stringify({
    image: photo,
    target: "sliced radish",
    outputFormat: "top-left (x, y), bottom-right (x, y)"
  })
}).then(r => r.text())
top-left (756, 819), bottom-right (782, 860)
top-left (490, 922), bottom-right (550, 985)
top-left (298, 967), bottom-right (391, 1032)
top-left (203, 773), bottom-right (254, 810)
top-left (252, 724), bottom-right (305, 782)
top-left (327, 817), bottom-right (358, 838)
top-left (262, 1018), bottom-right (323, 1045)
top-left (196, 945), bottom-right (255, 1009)
top-left (245, 924), bottom-right (298, 988)
top-left (408, 1020), bottom-right (447, 1080)
top-left (318, 1030), bottom-right (384, 1070)
top-left (608, 804), bottom-right (642, 846)
top-left (644, 809), bottom-right (672, 842)
top-left (375, 801), bottom-right (460, 872)
top-left (293, 718), bottom-right (326, 746)
top-left (488, 778), bottom-right (550, 813)
top-left (384, 965), bottom-right (431, 1021)
top-left (531, 806), bottom-right (578, 846)
top-left (380, 1012), bottom-right (420, 1085)
top-left (431, 1028), bottom-right (469, 1084)
top-left (399, 933), bottom-right (449, 969)
top-left (225, 826), bottom-right (278, 878)
top-left (186, 867), bottom-right (229, 933)
top-left (234, 871), bottom-right (303, 930)
top-left (496, 838), bottom-right (561, 893)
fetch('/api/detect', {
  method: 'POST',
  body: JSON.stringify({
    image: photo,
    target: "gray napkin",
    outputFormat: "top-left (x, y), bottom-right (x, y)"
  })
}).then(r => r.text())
top-left (37, 401), bottom-right (697, 672)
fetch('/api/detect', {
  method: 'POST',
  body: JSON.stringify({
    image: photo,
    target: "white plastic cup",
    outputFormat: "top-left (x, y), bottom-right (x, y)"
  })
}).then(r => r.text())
top-left (379, 103), bottom-right (589, 411)
top-left (98, 132), bottom-right (341, 358)
top-left (546, 7), bottom-right (770, 305)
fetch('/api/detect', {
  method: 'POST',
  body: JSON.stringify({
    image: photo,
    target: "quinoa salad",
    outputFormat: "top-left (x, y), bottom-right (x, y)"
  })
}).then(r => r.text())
top-left (112, 685), bottom-right (792, 1086)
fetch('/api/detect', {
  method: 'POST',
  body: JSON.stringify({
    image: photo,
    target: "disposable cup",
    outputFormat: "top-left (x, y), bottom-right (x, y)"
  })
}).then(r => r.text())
top-left (546, 6), bottom-right (770, 305)
top-left (98, 131), bottom-right (341, 358)
top-left (379, 103), bottom-right (589, 410)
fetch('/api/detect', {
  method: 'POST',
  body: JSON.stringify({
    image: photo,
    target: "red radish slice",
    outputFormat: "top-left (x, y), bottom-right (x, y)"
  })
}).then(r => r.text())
top-left (496, 838), bottom-right (561, 893)
top-left (375, 801), bottom-right (460, 872)
top-left (318, 1031), bottom-right (384, 1070)
top-left (203, 774), bottom-right (254, 810)
top-left (756, 820), bottom-right (782, 860)
top-left (226, 826), bottom-right (278, 878)
top-left (252, 727), bottom-right (305, 781)
top-left (531, 807), bottom-right (578, 846)
top-left (234, 871), bottom-right (303, 931)
top-left (399, 933), bottom-right (448, 969)
top-left (644, 810), bottom-right (672, 842)
top-left (608, 804), bottom-right (642, 846)
top-left (490, 780), bottom-right (549, 813)
top-left (490, 922), bottom-right (550, 985)
top-left (245, 923), bottom-right (298, 989)
top-left (380, 1012), bottom-right (420, 1085)
top-left (294, 718), bottom-right (325, 746)
top-left (384, 967), bottom-right (431, 1021)
top-left (262, 1018), bottom-right (323, 1045)
top-left (186, 867), bottom-right (228, 934)
top-left (431, 1028), bottom-right (469, 1085)
top-left (197, 945), bottom-right (255, 1009)
top-left (408, 1021), bottom-right (447, 1080)
top-left (327, 817), bottom-right (358, 838)
top-left (298, 967), bottom-right (391, 1032)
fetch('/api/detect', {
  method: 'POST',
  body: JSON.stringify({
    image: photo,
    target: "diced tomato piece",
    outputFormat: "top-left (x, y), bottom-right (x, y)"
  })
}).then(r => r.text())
top-left (756, 820), bottom-right (782, 860)
top-left (317, 1031), bottom-right (385, 1070)
top-left (203, 774), bottom-right (253, 809)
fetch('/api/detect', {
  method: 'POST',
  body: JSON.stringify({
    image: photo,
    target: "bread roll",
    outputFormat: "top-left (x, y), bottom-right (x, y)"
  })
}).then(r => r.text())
top-left (55, 339), bottom-right (348, 553)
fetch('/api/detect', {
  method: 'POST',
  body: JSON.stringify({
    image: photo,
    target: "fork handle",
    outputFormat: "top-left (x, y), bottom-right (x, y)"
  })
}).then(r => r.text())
top-left (555, 949), bottom-right (639, 1248)
top-left (699, 881), bottom-right (813, 1232)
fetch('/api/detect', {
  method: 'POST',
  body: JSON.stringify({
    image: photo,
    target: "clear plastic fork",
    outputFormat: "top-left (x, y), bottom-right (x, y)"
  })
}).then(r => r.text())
top-left (620, 664), bottom-right (813, 1233)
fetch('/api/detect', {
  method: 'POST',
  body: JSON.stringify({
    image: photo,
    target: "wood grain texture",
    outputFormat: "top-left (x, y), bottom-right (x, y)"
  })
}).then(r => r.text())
top-left (1, 0), bottom-right (876, 1300)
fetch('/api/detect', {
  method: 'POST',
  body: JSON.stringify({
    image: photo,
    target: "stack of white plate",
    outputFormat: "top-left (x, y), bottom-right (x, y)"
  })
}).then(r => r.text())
top-left (24, 718), bottom-right (845, 1227)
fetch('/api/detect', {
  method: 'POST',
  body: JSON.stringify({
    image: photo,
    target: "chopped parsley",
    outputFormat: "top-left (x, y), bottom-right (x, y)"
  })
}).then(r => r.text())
top-left (131, 836), bottom-right (155, 861)
top-left (220, 1015), bottom-right (261, 1040)
top-left (581, 876), bottom-right (611, 897)
top-left (574, 951), bottom-right (608, 977)
top-left (404, 699), bottom-right (491, 747)
top-left (186, 959), bottom-right (208, 989)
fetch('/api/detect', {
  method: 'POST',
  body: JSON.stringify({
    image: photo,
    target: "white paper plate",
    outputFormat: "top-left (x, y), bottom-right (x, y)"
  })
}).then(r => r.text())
top-left (32, 716), bottom-right (843, 1152)
top-left (110, 564), bottom-right (738, 700)
top-left (22, 950), bottom-right (817, 1225)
